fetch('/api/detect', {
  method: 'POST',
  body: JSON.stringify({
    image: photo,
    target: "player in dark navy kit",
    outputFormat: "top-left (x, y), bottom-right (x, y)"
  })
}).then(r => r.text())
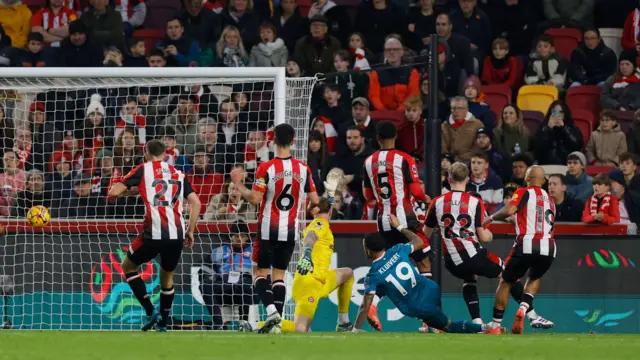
top-left (108, 139), bottom-right (202, 331)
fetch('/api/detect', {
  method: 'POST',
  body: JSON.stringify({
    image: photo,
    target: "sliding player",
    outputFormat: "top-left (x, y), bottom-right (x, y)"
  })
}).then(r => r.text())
top-left (484, 166), bottom-right (556, 334)
top-left (353, 214), bottom-right (486, 334)
top-left (108, 139), bottom-right (201, 332)
top-left (363, 120), bottom-right (431, 330)
top-left (231, 123), bottom-right (320, 333)
top-left (424, 162), bottom-right (552, 329)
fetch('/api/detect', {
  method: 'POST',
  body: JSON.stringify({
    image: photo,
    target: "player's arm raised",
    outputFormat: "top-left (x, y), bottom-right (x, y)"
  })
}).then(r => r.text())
top-left (230, 168), bottom-right (264, 205)
top-left (389, 214), bottom-right (424, 252)
top-left (296, 230), bottom-right (318, 276)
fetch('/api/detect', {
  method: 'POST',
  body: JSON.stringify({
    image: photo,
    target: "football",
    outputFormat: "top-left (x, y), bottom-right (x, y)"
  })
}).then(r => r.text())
top-left (26, 205), bottom-right (50, 228)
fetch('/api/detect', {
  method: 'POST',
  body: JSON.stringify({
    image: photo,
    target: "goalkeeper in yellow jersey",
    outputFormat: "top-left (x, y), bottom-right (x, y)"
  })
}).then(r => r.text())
top-left (277, 197), bottom-right (355, 332)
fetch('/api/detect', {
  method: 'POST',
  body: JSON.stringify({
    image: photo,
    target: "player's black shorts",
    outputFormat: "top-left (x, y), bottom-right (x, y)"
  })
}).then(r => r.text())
top-left (380, 217), bottom-right (430, 262)
top-left (502, 249), bottom-right (554, 283)
top-left (444, 248), bottom-right (504, 281)
top-left (127, 235), bottom-right (184, 272)
top-left (251, 238), bottom-right (295, 270)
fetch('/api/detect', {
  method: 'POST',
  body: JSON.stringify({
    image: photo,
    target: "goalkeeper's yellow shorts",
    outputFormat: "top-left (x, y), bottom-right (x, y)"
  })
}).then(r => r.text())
top-left (291, 270), bottom-right (338, 319)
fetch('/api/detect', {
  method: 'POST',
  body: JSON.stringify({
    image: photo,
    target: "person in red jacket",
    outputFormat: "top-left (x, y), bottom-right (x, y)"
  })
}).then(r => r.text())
top-left (582, 173), bottom-right (620, 224)
top-left (481, 37), bottom-right (521, 92)
top-left (187, 145), bottom-right (225, 214)
top-left (622, 3), bottom-right (640, 50)
top-left (396, 96), bottom-right (424, 161)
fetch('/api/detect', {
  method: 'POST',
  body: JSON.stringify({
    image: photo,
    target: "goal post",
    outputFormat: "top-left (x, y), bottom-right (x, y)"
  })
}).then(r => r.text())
top-left (0, 67), bottom-right (317, 330)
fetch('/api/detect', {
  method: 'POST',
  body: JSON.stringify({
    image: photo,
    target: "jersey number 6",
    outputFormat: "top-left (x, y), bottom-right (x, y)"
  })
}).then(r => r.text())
top-left (276, 184), bottom-right (295, 211)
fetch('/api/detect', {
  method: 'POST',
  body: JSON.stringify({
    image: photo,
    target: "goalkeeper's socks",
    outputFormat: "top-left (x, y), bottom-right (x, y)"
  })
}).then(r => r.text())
top-left (125, 272), bottom-right (154, 316)
top-left (462, 280), bottom-right (481, 320)
top-left (272, 280), bottom-right (286, 315)
top-left (446, 320), bottom-right (484, 334)
top-left (159, 286), bottom-right (175, 327)
top-left (254, 276), bottom-right (277, 314)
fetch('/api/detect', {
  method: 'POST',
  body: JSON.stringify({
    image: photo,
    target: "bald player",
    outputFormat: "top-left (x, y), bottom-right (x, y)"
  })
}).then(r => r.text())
top-left (483, 166), bottom-right (557, 335)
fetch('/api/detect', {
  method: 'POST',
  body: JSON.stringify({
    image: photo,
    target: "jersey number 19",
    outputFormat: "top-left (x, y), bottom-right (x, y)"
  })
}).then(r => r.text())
top-left (384, 262), bottom-right (416, 296)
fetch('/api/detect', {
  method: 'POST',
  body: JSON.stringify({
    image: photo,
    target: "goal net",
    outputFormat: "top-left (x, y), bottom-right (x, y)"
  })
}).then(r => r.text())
top-left (0, 68), bottom-right (317, 330)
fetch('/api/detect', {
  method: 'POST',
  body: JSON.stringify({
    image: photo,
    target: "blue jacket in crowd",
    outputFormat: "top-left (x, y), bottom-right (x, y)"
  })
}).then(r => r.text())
top-left (565, 171), bottom-right (593, 203)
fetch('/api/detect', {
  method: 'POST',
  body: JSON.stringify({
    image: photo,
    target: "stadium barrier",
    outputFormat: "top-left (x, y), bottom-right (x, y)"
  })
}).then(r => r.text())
top-left (0, 220), bottom-right (638, 333)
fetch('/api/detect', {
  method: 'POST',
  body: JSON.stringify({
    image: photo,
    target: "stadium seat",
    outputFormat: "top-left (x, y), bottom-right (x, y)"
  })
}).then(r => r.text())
top-left (611, 110), bottom-right (635, 134)
top-left (521, 110), bottom-right (545, 134)
top-left (544, 28), bottom-right (582, 61)
top-left (143, 0), bottom-right (182, 29)
top-left (371, 110), bottom-right (406, 128)
top-left (517, 85), bottom-right (558, 114)
top-left (572, 109), bottom-right (594, 145)
top-left (585, 165), bottom-right (615, 176)
top-left (540, 165), bottom-right (568, 178)
top-left (566, 85), bottom-right (602, 124)
top-left (599, 28), bottom-right (623, 59)
top-left (132, 29), bottom-right (166, 56)
top-left (482, 84), bottom-right (512, 120)
top-left (298, 0), bottom-right (311, 17)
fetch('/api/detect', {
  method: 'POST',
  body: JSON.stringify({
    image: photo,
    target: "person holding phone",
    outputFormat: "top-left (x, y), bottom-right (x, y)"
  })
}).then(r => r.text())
top-left (535, 100), bottom-right (584, 165)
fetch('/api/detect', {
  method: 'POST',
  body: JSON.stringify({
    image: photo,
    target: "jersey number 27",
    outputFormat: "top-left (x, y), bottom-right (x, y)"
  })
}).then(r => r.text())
top-left (152, 179), bottom-right (182, 207)
top-left (384, 262), bottom-right (416, 296)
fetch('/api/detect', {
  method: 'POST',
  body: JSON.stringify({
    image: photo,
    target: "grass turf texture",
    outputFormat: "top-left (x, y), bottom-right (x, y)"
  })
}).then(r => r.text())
top-left (0, 332), bottom-right (639, 360)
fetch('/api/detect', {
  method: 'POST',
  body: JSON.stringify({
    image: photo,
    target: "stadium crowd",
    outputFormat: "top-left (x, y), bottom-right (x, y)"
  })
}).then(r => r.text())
top-left (0, 0), bottom-right (638, 228)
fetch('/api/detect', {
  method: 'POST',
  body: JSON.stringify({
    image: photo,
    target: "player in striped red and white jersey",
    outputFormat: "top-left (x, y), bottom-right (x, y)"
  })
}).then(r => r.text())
top-left (231, 124), bottom-right (320, 334)
top-left (484, 166), bottom-right (556, 334)
top-left (108, 140), bottom-right (202, 332)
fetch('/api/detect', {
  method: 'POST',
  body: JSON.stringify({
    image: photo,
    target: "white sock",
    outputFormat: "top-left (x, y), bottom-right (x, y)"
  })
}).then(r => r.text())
top-left (519, 302), bottom-right (530, 312)
top-left (526, 309), bottom-right (539, 320)
top-left (266, 304), bottom-right (278, 315)
top-left (372, 295), bottom-right (381, 307)
top-left (472, 318), bottom-right (483, 325)
top-left (338, 313), bottom-right (350, 324)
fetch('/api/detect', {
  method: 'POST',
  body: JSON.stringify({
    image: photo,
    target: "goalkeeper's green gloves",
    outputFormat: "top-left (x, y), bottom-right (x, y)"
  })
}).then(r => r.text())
top-left (296, 246), bottom-right (314, 275)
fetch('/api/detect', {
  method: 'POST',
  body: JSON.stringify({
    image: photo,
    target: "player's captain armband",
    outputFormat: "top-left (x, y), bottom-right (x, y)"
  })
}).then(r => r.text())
top-left (253, 177), bottom-right (267, 190)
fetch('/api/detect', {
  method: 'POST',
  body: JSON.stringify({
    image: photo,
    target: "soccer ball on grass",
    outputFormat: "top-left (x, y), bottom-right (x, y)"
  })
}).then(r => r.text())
top-left (26, 205), bottom-right (50, 227)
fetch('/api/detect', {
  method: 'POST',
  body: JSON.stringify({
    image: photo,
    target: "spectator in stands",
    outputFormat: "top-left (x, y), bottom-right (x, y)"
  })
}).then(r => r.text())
top-left (58, 173), bottom-right (107, 218)
top-left (565, 151), bottom-right (593, 202)
top-left (586, 110), bottom-right (628, 166)
top-left (609, 168), bottom-right (640, 226)
top-left (440, 153), bottom-right (454, 189)
top-left (113, 0), bottom-right (145, 37)
top-left (419, 68), bottom-right (449, 118)
top-left (481, 37), bottom-right (521, 93)
top-left (124, 38), bottom-right (147, 67)
top-left (248, 22), bottom-right (288, 67)
top-left (541, 0), bottom-right (594, 30)
top-left (113, 127), bottom-right (143, 174)
top-left (220, 0), bottom-right (260, 50)
top-left (601, 49), bottom-right (640, 111)
top-left (81, 94), bottom-right (111, 159)
top-left (204, 181), bottom-right (256, 221)
top-left (217, 100), bottom-right (249, 154)
top-left (622, 2), bottom-right (640, 50)
top-left (91, 149), bottom-right (116, 197)
top-left (187, 145), bottom-right (224, 214)
top-left (162, 94), bottom-right (200, 153)
top-left (467, 151), bottom-right (503, 212)
top-left (441, 96), bottom-right (483, 162)
top-left (0, 103), bottom-right (13, 169)
top-left (0, 0), bottom-right (31, 49)
top-left (294, 15), bottom-right (340, 76)
top-left (156, 17), bottom-right (200, 67)
top-left (493, 104), bottom-right (534, 161)
top-left (12, 169), bottom-right (51, 217)
top-left (29, 101), bottom-right (59, 171)
top-left (336, 97), bottom-right (378, 155)
top-left (102, 45), bottom-right (123, 67)
top-left (450, 0), bottom-right (491, 70)
top-left (525, 35), bottom-right (567, 91)
top-left (308, 130), bottom-right (328, 195)
top-left (16, 32), bottom-right (48, 67)
top-left (536, 101), bottom-right (584, 165)
top-left (368, 38), bottom-right (420, 112)
top-left (407, 0), bottom-right (436, 52)
top-left (147, 48), bottom-right (167, 67)
top-left (310, 116), bottom-right (337, 153)
top-left (568, 29), bottom-right (617, 87)
top-left (397, 97), bottom-right (425, 161)
top-left (12, 127), bottom-right (33, 170)
top-left (487, 0), bottom-right (538, 57)
top-left (178, 0), bottom-right (222, 49)
top-left (81, 0), bottom-right (124, 50)
top-left (0, 150), bottom-right (25, 216)
top-left (619, 152), bottom-right (640, 191)
top-left (31, 0), bottom-right (78, 48)
top-left (354, 0), bottom-right (405, 54)
top-left (330, 126), bottom-right (373, 218)
top-left (548, 173), bottom-right (583, 222)
top-left (347, 33), bottom-right (373, 70)
top-left (286, 58), bottom-right (302, 77)
top-left (244, 130), bottom-right (269, 172)
top-left (186, 117), bottom-right (238, 172)
top-left (271, 0), bottom-right (308, 55)
top-left (115, 97), bottom-right (146, 144)
top-left (476, 127), bottom-right (510, 182)
top-left (312, 83), bottom-right (350, 128)
top-left (463, 75), bottom-right (496, 134)
top-left (48, 153), bottom-right (74, 207)
top-left (581, 173), bottom-right (620, 225)
top-left (307, 0), bottom-right (351, 48)
top-left (628, 110), bottom-right (640, 155)
top-left (508, 152), bottom-right (533, 188)
top-left (200, 25), bottom-right (248, 67)
top-left (435, 13), bottom-right (474, 78)
top-left (199, 221), bottom-right (258, 330)
top-left (325, 49), bottom-right (369, 105)
top-left (60, 20), bottom-right (103, 67)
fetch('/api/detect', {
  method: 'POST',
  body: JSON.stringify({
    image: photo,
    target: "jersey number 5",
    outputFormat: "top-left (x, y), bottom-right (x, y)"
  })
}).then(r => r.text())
top-left (276, 184), bottom-right (295, 211)
top-left (152, 179), bottom-right (182, 207)
top-left (377, 173), bottom-right (392, 200)
top-left (384, 262), bottom-right (416, 296)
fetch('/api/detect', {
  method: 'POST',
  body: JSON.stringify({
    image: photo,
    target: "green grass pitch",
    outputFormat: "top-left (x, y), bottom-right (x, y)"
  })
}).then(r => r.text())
top-left (1, 332), bottom-right (639, 360)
